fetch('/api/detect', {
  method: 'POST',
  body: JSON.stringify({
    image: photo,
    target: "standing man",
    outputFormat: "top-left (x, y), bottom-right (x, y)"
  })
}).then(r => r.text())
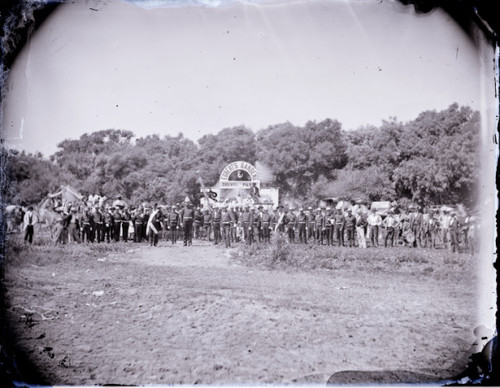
top-left (367, 209), bottom-right (382, 247)
top-left (307, 207), bottom-right (316, 242)
top-left (194, 207), bottom-right (203, 240)
top-left (102, 207), bottom-right (113, 243)
top-left (289, 208), bottom-right (298, 243)
top-left (355, 209), bottom-right (368, 248)
top-left (439, 209), bottom-right (452, 249)
top-left (167, 205), bottom-right (180, 244)
top-left (421, 207), bottom-right (431, 248)
top-left (180, 202), bottom-right (195, 246)
top-left (333, 208), bottom-right (345, 247)
top-left (147, 204), bottom-right (162, 247)
top-left (203, 209), bottom-right (212, 241)
top-left (23, 206), bottom-right (37, 244)
top-left (132, 206), bottom-right (144, 243)
top-left (314, 208), bottom-right (325, 245)
top-left (428, 209), bottom-right (440, 249)
top-left (229, 206), bottom-right (238, 243)
top-left (122, 208), bottom-right (132, 242)
top-left (241, 205), bottom-right (254, 245)
top-left (94, 207), bottom-right (104, 243)
top-left (113, 195), bottom-right (127, 210)
top-left (251, 207), bottom-right (260, 244)
top-left (212, 206), bottom-right (222, 245)
top-left (221, 206), bottom-right (233, 248)
top-left (344, 209), bottom-right (356, 248)
top-left (142, 207), bottom-right (151, 243)
top-left (409, 206), bottom-right (423, 248)
top-left (275, 205), bottom-right (286, 234)
top-left (112, 207), bottom-right (122, 242)
top-left (383, 210), bottom-right (396, 247)
top-left (65, 207), bottom-right (81, 244)
top-left (449, 211), bottom-right (460, 253)
top-left (81, 207), bottom-right (93, 243)
top-left (297, 208), bottom-right (308, 244)
top-left (260, 208), bottom-right (272, 243)
top-left (324, 208), bottom-right (334, 246)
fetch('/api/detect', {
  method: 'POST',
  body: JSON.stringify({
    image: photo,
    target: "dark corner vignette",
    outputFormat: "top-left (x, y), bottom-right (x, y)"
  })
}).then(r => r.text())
top-left (0, 0), bottom-right (498, 386)
top-left (1, 2), bottom-right (61, 387)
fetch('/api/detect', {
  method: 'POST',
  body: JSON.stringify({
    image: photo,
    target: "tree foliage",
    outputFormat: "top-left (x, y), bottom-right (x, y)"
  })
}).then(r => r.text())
top-left (5, 104), bottom-right (480, 207)
top-left (256, 119), bottom-right (348, 200)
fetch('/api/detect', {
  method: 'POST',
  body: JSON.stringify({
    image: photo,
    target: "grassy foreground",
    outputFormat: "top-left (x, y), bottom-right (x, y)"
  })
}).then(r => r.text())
top-left (0, 234), bottom-right (481, 385)
top-left (232, 234), bottom-right (475, 283)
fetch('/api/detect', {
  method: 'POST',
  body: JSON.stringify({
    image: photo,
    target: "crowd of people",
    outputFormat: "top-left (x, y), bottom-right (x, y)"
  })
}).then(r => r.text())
top-left (23, 194), bottom-right (478, 254)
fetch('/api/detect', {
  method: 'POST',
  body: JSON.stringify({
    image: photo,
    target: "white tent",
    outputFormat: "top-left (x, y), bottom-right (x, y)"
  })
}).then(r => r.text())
top-left (370, 201), bottom-right (391, 216)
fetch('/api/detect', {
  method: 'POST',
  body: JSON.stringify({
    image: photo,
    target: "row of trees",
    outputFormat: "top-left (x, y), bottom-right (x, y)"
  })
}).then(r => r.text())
top-left (3, 103), bottom-right (480, 208)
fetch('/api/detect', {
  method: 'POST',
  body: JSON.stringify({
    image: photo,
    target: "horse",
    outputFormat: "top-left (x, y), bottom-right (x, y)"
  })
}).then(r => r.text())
top-left (34, 197), bottom-right (61, 240)
top-left (4, 205), bottom-right (25, 233)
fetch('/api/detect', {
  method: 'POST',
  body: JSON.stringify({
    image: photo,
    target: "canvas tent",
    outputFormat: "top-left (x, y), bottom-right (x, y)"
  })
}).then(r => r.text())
top-left (48, 185), bottom-right (84, 210)
top-left (370, 201), bottom-right (391, 216)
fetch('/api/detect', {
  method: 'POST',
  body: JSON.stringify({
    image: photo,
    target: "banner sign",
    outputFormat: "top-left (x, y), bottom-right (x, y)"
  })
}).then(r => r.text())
top-left (220, 181), bottom-right (255, 189)
top-left (220, 161), bottom-right (258, 181)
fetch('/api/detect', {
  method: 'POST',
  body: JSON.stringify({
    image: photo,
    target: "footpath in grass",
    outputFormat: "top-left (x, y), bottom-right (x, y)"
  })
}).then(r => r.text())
top-left (1, 237), bottom-right (480, 385)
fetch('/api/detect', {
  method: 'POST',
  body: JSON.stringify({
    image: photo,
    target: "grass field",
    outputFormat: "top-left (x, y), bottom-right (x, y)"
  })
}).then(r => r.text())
top-left (0, 232), bottom-right (482, 386)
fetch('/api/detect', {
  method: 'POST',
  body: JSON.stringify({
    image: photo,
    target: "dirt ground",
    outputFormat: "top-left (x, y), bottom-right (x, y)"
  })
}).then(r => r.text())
top-left (1, 237), bottom-right (481, 386)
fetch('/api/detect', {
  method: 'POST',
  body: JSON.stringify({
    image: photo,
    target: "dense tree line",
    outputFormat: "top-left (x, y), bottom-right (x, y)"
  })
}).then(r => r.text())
top-left (3, 103), bottom-right (479, 207)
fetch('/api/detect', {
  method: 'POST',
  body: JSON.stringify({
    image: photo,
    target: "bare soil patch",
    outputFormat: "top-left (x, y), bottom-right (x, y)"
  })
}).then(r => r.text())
top-left (1, 237), bottom-right (479, 386)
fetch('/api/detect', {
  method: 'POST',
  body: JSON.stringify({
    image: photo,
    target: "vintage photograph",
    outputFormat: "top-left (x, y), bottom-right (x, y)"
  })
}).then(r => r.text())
top-left (0, 0), bottom-right (497, 386)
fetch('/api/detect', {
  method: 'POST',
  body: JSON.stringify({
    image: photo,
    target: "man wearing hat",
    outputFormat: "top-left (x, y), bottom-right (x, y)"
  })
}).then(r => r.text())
top-left (314, 208), bottom-right (325, 244)
top-left (251, 207), bottom-right (261, 244)
top-left (23, 206), bottom-right (37, 244)
top-left (94, 207), bottom-right (104, 243)
top-left (194, 207), bottom-right (204, 240)
top-left (53, 211), bottom-right (67, 245)
top-left (307, 207), bottom-right (316, 242)
top-left (180, 202), bottom-right (195, 246)
top-left (367, 209), bottom-right (382, 248)
top-left (297, 208), bottom-right (308, 244)
top-left (344, 209), bottom-right (356, 247)
top-left (122, 207), bottom-right (132, 242)
top-left (221, 206), bottom-right (233, 247)
top-left (80, 206), bottom-right (94, 243)
top-left (420, 207), bottom-right (431, 248)
top-left (260, 207), bottom-right (273, 243)
top-left (65, 207), bottom-right (81, 244)
top-left (439, 208), bottom-right (452, 249)
top-left (409, 206), bottom-right (422, 248)
top-left (324, 207), bottom-right (334, 246)
top-left (203, 208), bottom-right (213, 241)
top-left (166, 205), bottom-right (180, 244)
top-left (112, 207), bottom-right (122, 242)
top-left (333, 208), bottom-right (345, 247)
top-left (287, 208), bottom-right (297, 243)
top-left (449, 210), bottom-right (460, 253)
top-left (241, 205), bottom-right (254, 245)
top-left (212, 206), bottom-right (222, 245)
top-left (101, 206), bottom-right (113, 243)
top-left (355, 209), bottom-right (367, 249)
top-left (383, 209), bottom-right (396, 247)
top-left (274, 205), bottom-right (285, 234)
top-left (229, 206), bottom-right (239, 243)
top-left (113, 195), bottom-right (127, 210)
top-left (146, 204), bottom-right (162, 247)
top-left (132, 206), bottom-right (143, 243)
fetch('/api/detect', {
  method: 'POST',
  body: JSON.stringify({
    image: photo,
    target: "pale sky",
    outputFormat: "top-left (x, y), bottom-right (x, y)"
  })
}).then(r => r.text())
top-left (2, 0), bottom-right (482, 156)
